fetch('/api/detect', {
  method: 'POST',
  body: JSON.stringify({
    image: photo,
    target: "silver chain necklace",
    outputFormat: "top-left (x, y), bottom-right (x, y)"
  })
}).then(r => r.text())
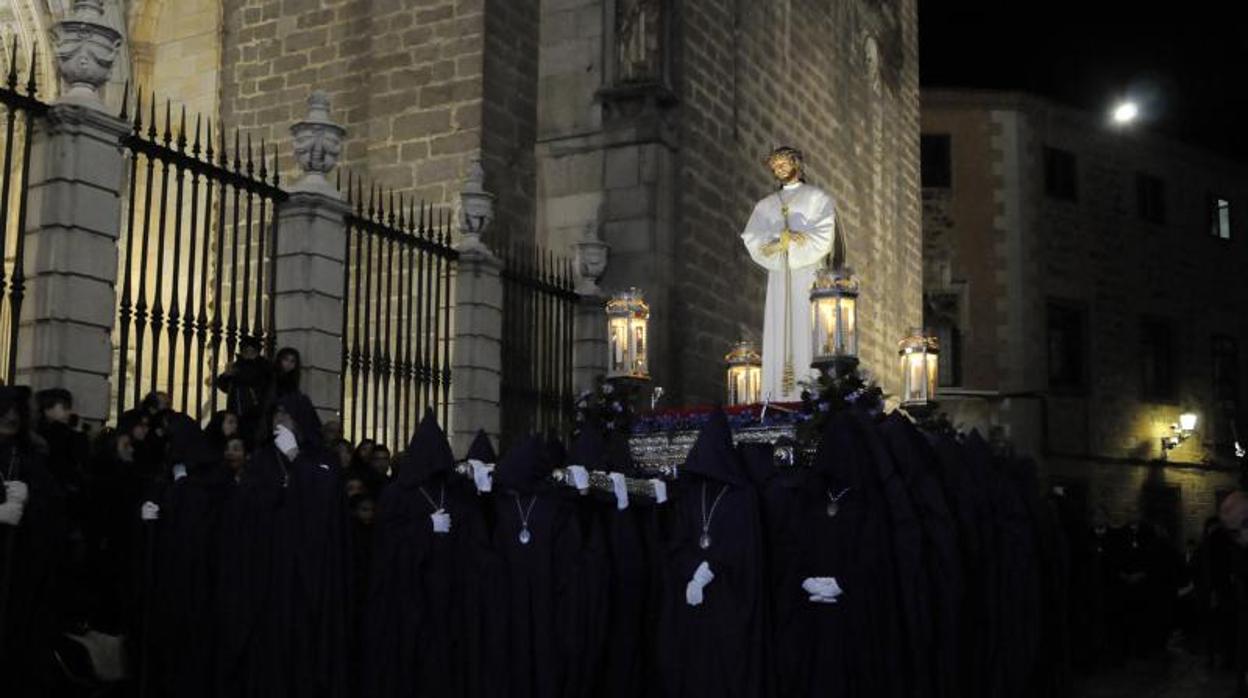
top-left (825, 486), bottom-right (851, 518)
top-left (514, 493), bottom-right (538, 545)
top-left (417, 483), bottom-right (445, 512)
top-left (699, 482), bottom-right (728, 550)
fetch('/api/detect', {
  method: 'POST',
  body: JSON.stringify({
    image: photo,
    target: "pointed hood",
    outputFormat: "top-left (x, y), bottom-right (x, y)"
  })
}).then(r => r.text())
top-left (493, 435), bottom-right (550, 494)
top-left (603, 430), bottom-right (637, 475)
top-left (812, 410), bottom-right (867, 490)
top-left (397, 408), bottom-right (454, 488)
top-left (681, 410), bottom-right (746, 486)
top-left (543, 433), bottom-right (567, 473)
top-left (465, 429), bottom-right (497, 463)
top-left (568, 427), bottom-right (606, 469)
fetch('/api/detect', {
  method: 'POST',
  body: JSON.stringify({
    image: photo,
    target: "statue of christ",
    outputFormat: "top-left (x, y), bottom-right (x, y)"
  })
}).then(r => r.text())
top-left (740, 146), bottom-right (837, 402)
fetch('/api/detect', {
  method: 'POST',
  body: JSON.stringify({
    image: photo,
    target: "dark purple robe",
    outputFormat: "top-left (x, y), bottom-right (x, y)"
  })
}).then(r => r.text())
top-left (491, 435), bottom-right (584, 698)
top-left (362, 409), bottom-right (493, 698)
top-left (215, 393), bottom-right (351, 698)
top-left (657, 411), bottom-right (767, 698)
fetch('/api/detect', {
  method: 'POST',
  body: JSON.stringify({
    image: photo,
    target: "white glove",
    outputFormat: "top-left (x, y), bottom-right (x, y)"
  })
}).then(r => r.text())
top-left (140, 501), bottom-right (160, 522)
top-left (685, 561), bottom-right (715, 606)
top-left (431, 509), bottom-right (452, 533)
top-left (649, 479), bottom-right (668, 504)
top-left (5, 480), bottom-right (28, 506)
top-left (172, 463), bottom-right (188, 481)
top-left (608, 472), bottom-right (629, 510)
top-left (566, 465), bottom-right (590, 493)
top-left (274, 424), bottom-right (300, 461)
top-left (802, 576), bottom-right (843, 604)
top-left (468, 459), bottom-right (493, 493)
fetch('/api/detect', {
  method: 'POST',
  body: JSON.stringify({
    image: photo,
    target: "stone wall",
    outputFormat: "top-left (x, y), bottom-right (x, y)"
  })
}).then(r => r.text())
top-left (219, 0), bottom-right (519, 211)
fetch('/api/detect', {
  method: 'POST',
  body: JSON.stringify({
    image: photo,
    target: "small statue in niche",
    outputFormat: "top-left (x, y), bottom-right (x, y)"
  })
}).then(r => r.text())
top-left (616, 0), bottom-right (663, 83)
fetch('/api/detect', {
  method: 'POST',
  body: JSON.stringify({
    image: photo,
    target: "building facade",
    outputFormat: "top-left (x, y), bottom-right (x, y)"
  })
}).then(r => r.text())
top-left (922, 89), bottom-right (1248, 542)
top-left (3, 0), bottom-right (921, 422)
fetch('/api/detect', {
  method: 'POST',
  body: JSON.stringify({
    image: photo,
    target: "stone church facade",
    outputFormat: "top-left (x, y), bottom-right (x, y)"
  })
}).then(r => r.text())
top-left (5, 0), bottom-right (920, 405)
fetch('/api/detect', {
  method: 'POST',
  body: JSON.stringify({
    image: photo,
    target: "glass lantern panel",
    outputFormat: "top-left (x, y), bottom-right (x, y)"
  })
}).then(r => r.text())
top-left (839, 297), bottom-right (857, 356)
top-left (925, 353), bottom-right (940, 401)
top-left (812, 298), bottom-right (835, 357)
top-left (632, 321), bottom-right (647, 374)
top-left (903, 353), bottom-right (927, 403)
top-left (609, 317), bottom-right (629, 373)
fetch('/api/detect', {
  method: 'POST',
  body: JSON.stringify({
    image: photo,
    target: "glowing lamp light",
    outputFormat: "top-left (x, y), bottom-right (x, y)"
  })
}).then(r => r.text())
top-left (725, 340), bottom-right (763, 406)
top-left (1161, 412), bottom-right (1198, 458)
top-left (898, 329), bottom-right (940, 407)
top-left (1112, 101), bottom-right (1139, 125)
top-left (809, 266), bottom-right (860, 371)
top-left (606, 288), bottom-right (650, 381)
top-left (1179, 413), bottom-right (1198, 432)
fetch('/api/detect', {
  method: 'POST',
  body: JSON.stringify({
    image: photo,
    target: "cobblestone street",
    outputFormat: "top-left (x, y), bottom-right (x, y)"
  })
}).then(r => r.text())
top-left (1074, 644), bottom-right (1237, 698)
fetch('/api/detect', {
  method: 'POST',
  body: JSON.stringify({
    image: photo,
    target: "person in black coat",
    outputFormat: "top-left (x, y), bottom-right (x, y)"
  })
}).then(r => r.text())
top-left (361, 409), bottom-right (493, 698)
top-left (657, 411), bottom-right (767, 698)
top-left (0, 386), bottom-right (69, 698)
top-left (214, 392), bottom-right (351, 698)
top-left (214, 337), bottom-right (272, 443)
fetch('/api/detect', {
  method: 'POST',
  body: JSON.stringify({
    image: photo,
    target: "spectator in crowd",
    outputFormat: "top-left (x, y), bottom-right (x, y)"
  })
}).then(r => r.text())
top-left (0, 385), bottom-right (68, 698)
top-left (332, 438), bottom-right (353, 471)
top-left (204, 410), bottom-right (241, 454)
top-left (273, 347), bottom-right (303, 399)
top-left (214, 337), bottom-right (271, 442)
top-left (223, 435), bottom-right (248, 482)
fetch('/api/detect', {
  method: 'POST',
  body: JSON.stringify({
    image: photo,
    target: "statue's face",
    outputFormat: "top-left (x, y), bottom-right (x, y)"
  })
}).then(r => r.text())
top-left (768, 154), bottom-right (800, 184)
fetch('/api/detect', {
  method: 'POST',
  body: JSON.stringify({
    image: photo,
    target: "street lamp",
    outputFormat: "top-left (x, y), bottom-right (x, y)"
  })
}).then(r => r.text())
top-left (1111, 100), bottom-right (1139, 126)
top-left (1161, 412), bottom-right (1198, 458)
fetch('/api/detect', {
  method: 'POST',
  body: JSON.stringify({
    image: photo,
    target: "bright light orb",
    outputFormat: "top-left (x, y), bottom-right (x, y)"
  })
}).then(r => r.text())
top-left (1112, 101), bottom-right (1139, 125)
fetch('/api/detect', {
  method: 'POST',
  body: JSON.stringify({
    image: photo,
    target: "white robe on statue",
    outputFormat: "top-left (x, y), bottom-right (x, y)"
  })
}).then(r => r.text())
top-left (740, 181), bottom-right (836, 402)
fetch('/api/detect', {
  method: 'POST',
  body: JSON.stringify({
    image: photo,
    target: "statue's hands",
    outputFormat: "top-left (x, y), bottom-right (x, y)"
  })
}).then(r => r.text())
top-left (761, 229), bottom-right (805, 257)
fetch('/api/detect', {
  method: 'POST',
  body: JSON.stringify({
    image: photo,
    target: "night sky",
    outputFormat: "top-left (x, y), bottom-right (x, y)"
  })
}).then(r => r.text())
top-left (919, 2), bottom-right (1248, 163)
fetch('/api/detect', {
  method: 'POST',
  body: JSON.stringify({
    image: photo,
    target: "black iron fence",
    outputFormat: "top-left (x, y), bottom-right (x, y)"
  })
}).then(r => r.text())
top-left (0, 46), bottom-right (46, 385)
top-left (499, 243), bottom-right (576, 452)
top-left (113, 91), bottom-right (287, 420)
top-left (339, 177), bottom-right (457, 451)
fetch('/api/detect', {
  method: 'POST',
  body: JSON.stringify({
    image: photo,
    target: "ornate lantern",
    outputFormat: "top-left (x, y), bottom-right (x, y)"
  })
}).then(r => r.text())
top-left (898, 329), bottom-right (940, 407)
top-left (606, 288), bottom-right (650, 381)
top-left (809, 266), bottom-right (860, 371)
top-left (724, 340), bottom-right (762, 406)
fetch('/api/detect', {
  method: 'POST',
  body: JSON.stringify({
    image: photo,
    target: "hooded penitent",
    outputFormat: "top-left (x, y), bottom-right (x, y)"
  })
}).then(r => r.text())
top-left (215, 392), bottom-right (351, 698)
top-left (771, 410), bottom-right (905, 698)
top-left (881, 412), bottom-right (963, 698)
top-left (490, 435), bottom-right (583, 698)
top-left (151, 413), bottom-right (233, 698)
top-left (657, 411), bottom-right (767, 698)
top-left (362, 409), bottom-right (493, 698)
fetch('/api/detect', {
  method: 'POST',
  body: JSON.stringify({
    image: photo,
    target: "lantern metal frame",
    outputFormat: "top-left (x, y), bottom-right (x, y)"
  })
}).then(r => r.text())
top-left (898, 328), bottom-right (940, 409)
top-left (606, 287), bottom-right (651, 382)
top-left (809, 266), bottom-right (860, 375)
top-left (725, 340), bottom-right (763, 406)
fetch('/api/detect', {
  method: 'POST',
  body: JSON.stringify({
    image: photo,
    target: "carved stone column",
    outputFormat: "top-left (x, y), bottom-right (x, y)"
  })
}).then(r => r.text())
top-left (274, 92), bottom-right (350, 419)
